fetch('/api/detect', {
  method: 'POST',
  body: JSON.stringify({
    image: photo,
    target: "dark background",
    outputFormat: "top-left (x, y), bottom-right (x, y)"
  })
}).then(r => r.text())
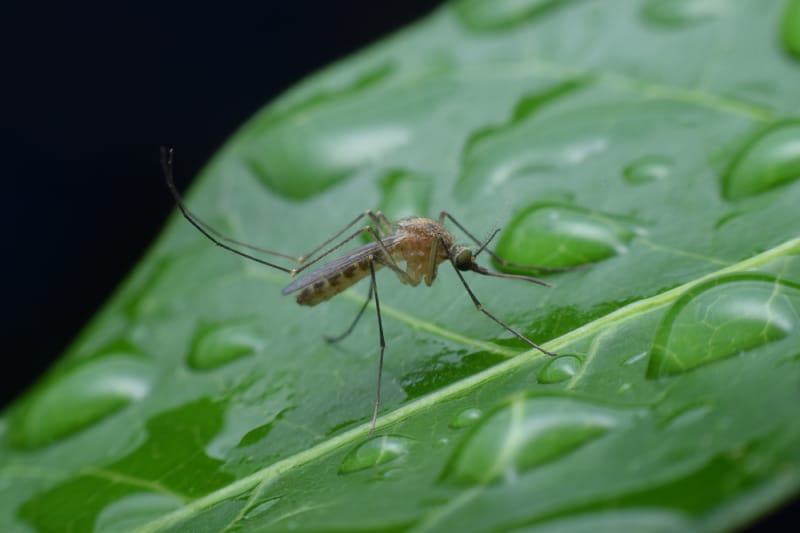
top-left (4, 1), bottom-right (442, 408)
top-left (3, 2), bottom-right (796, 528)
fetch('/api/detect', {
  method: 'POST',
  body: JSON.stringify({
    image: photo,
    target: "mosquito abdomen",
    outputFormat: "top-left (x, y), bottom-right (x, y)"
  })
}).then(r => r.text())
top-left (294, 260), bottom-right (378, 306)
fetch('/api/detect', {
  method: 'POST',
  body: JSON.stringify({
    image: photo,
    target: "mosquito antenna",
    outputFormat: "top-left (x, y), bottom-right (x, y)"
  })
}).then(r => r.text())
top-left (471, 264), bottom-right (553, 288)
top-left (160, 147), bottom-right (294, 273)
top-left (474, 228), bottom-right (501, 258)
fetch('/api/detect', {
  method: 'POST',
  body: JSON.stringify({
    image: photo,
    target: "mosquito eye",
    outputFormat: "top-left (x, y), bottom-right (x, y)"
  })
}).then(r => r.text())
top-left (454, 249), bottom-right (473, 271)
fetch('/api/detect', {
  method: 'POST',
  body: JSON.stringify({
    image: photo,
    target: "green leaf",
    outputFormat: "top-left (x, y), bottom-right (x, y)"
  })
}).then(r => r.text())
top-left (4, 1), bottom-right (800, 532)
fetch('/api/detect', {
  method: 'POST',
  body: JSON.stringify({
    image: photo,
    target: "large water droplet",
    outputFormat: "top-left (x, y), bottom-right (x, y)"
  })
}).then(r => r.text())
top-left (495, 204), bottom-right (635, 269)
top-left (783, 0), bottom-right (800, 59)
top-left (450, 407), bottom-right (483, 429)
top-left (721, 121), bottom-right (800, 200)
top-left (640, 0), bottom-right (727, 27)
top-left (622, 155), bottom-right (673, 184)
top-left (454, 0), bottom-right (576, 31)
top-left (187, 320), bottom-right (263, 371)
top-left (242, 73), bottom-right (448, 200)
top-left (537, 354), bottom-right (582, 384)
top-left (339, 435), bottom-right (414, 474)
top-left (647, 274), bottom-right (800, 378)
top-left (443, 396), bottom-right (630, 485)
top-left (9, 355), bottom-right (155, 449)
top-left (94, 493), bottom-right (183, 533)
top-left (378, 169), bottom-right (432, 221)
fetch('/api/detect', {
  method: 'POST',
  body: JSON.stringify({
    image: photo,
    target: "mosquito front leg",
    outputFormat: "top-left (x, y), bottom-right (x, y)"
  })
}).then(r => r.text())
top-left (439, 237), bottom-right (556, 356)
top-left (439, 210), bottom-right (584, 273)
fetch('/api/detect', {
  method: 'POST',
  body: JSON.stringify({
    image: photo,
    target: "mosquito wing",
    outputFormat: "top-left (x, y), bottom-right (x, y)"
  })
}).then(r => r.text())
top-left (281, 233), bottom-right (404, 296)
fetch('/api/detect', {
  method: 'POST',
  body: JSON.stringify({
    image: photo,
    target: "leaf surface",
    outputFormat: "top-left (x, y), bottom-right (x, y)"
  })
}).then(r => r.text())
top-left (3, 1), bottom-right (800, 532)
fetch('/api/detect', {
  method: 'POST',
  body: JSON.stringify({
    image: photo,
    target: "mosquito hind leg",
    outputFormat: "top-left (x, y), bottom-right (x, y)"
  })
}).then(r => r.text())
top-left (368, 260), bottom-right (386, 436)
top-left (323, 277), bottom-right (374, 344)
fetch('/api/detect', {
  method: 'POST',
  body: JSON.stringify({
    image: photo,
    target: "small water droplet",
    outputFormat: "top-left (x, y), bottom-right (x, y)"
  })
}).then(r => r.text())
top-left (187, 320), bottom-right (263, 371)
top-left (9, 356), bottom-right (155, 449)
top-left (495, 203), bottom-right (635, 269)
top-left (450, 408), bottom-right (483, 428)
top-left (94, 493), bottom-right (182, 533)
top-left (537, 354), bottom-right (582, 384)
top-left (782, 0), bottom-right (800, 59)
top-left (378, 169), bottom-right (432, 221)
top-left (647, 274), bottom-right (800, 378)
top-left (640, 0), bottom-right (726, 27)
top-left (622, 155), bottom-right (673, 184)
top-left (443, 396), bottom-right (633, 485)
top-left (244, 497), bottom-right (281, 519)
top-left (339, 435), bottom-right (414, 474)
top-left (455, 0), bottom-right (577, 31)
top-left (721, 121), bottom-right (800, 200)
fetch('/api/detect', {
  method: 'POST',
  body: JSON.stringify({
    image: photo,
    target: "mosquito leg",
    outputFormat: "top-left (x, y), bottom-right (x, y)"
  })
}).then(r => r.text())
top-left (296, 211), bottom-right (375, 263)
top-left (162, 148), bottom-right (294, 272)
top-left (368, 260), bottom-right (386, 436)
top-left (372, 211), bottom-right (395, 234)
top-left (439, 238), bottom-right (556, 357)
top-left (439, 210), bottom-right (586, 273)
top-left (323, 277), bottom-right (374, 343)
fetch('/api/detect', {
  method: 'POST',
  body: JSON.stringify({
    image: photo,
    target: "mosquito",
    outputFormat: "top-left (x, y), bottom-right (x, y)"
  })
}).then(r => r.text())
top-left (162, 148), bottom-right (559, 435)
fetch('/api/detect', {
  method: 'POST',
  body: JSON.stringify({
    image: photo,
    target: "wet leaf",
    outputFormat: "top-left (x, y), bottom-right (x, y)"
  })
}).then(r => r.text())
top-left (3, 2), bottom-right (800, 532)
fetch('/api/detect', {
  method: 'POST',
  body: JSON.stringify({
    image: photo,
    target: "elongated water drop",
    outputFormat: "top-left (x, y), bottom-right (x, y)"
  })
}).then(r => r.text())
top-left (721, 121), bottom-right (800, 200)
top-left (9, 355), bottom-right (154, 449)
top-left (496, 204), bottom-right (634, 270)
top-left (537, 354), bottom-right (582, 384)
top-left (647, 274), bottom-right (800, 378)
top-left (450, 408), bottom-right (483, 429)
top-left (443, 395), bottom-right (633, 485)
top-left (187, 320), bottom-right (263, 371)
top-left (622, 155), bottom-right (672, 184)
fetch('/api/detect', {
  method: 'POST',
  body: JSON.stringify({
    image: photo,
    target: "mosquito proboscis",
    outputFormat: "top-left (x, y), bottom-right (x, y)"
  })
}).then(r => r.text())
top-left (162, 147), bottom-right (562, 435)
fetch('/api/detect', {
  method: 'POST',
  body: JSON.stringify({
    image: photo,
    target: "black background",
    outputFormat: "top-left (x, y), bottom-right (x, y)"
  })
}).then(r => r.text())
top-left (3, 1), bottom-right (796, 528)
top-left (4, 0), bottom-right (442, 408)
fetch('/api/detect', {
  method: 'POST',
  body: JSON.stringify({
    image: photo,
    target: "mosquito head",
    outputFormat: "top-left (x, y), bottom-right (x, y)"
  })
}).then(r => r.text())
top-left (451, 246), bottom-right (475, 271)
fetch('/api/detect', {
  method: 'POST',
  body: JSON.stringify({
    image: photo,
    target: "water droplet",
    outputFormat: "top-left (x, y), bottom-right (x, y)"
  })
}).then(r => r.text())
top-left (378, 169), bottom-right (432, 221)
top-left (782, 0), bottom-right (800, 59)
top-left (450, 408), bottom-right (483, 428)
top-left (537, 354), bottom-right (582, 384)
top-left (94, 493), bottom-right (183, 533)
top-left (456, 81), bottom-right (588, 199)
top-left (647, 274), bottom-right (800, 378)
top-left (721, 121), bottom-right (800, 200)
top-left (187, 320), bottom-right (263, 371)
top-left (622, 155), bottom-right (673, 184)
top-left (242, 77), bottom-right (448, 200)
top-left (443, 396), bottom-right (632, 485)
top-left (455, 0), bottom-right (577, 31)
top-left (495, 203), bottom-right (635, 269)
top-left (9, 356), bottom-right (155, 449)
top-left (640, 0), bottom-right (727, 27)
top-left (339, 435), bottom-right (414, 474)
